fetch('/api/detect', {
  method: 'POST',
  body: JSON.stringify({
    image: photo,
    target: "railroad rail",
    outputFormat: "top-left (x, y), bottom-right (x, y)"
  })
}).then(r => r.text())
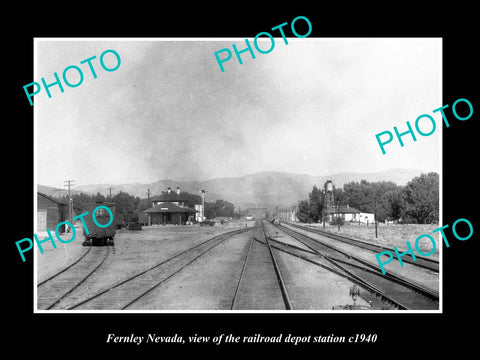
top-left (67, 227), bottom-right (251, 310)
top-left (262, 224), bottom-right (292, 310)
top-left (230, 222), bottom-right (292, 310)
top-left (283, 221), bottom-right (439, 272)
top-left (37, 246), bottom-right (111, 310)
top-left (267, 221), bottom-right (439, 310)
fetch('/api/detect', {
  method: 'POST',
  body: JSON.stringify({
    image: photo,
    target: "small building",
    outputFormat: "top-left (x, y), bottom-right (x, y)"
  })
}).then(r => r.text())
top-left (142, 187), bottom-right (197, 225)
top-left (358, 212), bottom-right (375, 224)
top-left (325, 204), bottom-right (362, 222)
top-left (247, 207), bottom-right (268, 219)
top-left (37, 192), bottom-right (67, 232)
top-left (336, 205), bottom-right (361, 222)
top-left (144, 202), bottom-right (196, 225)
top-left (328, 204), bottom-right (375, 224)
top-left (195, 204), bottom-right (204, 222)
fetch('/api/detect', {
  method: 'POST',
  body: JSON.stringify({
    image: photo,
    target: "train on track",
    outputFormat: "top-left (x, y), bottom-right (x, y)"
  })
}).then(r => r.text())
top-left (272, 216), bottom-right (281, 225)
top-left (81, 201), bottom-right (116, 246)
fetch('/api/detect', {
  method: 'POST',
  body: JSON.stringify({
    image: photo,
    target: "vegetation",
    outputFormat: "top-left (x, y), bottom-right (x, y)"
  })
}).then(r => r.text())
top-left (61, 191), bottom-right (142, 224)
top-left (298, 172), bottom-right (439, 224)
top-left (61, 189), bottom-right (238, 224)
top-left (204, 199), bottom-right (235, 219)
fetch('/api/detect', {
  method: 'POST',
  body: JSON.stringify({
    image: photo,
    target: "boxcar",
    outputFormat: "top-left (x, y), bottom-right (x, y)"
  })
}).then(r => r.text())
top-left (81, 201), bottom-right (116, 246)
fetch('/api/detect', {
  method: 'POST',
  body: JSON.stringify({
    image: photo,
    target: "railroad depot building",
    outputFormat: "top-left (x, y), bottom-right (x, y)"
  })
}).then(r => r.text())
top-left (142, 187), bottom-right (197, 225)
top-left (37, 192), bottom-right (67, 232)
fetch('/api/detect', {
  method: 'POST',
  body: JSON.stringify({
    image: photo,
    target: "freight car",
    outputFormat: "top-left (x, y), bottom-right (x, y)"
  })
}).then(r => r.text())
top-left (81, 201), bottom-right (116, 246)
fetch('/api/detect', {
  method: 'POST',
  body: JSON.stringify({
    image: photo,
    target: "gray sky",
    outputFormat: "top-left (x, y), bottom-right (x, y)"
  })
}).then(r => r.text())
top-left (35, 38), bottom-right (442, 187)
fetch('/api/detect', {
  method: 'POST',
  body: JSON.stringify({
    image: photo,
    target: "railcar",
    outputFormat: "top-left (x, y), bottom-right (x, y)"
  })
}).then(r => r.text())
top-left (81, 201), bottom-right (116, 246)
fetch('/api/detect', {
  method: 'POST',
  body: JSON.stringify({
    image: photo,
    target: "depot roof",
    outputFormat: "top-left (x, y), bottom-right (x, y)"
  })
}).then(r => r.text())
top-left (143, 202), bottom-right (196, 213)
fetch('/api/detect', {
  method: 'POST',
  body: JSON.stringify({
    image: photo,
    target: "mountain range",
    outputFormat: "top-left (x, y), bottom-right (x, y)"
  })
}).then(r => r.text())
top-left (38, 168), bottom-right (430, 209)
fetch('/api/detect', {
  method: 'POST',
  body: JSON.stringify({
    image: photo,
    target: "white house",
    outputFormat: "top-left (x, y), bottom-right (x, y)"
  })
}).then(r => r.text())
top-left (358, 212), bottom-right (375, 224)
top-left (330, 205), bottom-right (375, 224)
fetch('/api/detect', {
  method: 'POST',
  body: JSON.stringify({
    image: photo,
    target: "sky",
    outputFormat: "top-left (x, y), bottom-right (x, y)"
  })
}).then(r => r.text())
top-left (35, 38), bottom-right (442, 187)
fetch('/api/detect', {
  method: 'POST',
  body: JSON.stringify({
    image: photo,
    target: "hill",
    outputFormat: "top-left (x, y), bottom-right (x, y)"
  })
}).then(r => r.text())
top-left (39, 169), bottom-right (428, 209)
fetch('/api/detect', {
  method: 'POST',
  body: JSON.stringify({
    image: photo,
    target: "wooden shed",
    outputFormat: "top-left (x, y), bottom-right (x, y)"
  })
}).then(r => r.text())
top-left (37, 192), bottom-right (67, 232)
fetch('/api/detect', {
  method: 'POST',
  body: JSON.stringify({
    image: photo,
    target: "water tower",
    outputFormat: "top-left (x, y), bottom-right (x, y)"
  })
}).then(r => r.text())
top-left (323, 180), bottom-right (335, 222)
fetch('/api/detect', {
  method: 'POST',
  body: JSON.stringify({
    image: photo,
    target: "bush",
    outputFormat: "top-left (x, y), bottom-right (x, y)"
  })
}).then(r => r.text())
top-left (330, 216), bottom-right (345, 226)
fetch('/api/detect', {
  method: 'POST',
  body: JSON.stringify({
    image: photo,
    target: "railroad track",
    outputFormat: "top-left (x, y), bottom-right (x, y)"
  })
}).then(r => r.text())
top-left (267, 221), bottom-right (439, 310)
top-left (230, 222), bottom-right (292, 310)
top-left (284, 221), bottom-right (439, 272)
top-left (66, 228), bottom-right (251, 310)
top-left (37, 246), bottom-right (111, 310)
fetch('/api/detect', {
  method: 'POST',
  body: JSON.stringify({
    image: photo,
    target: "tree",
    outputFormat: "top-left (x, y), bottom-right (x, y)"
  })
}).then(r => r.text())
top-left (180, 192), bottom-right (202, 209)
top-left (402, 172), bottom-right (439, 223)
top-left (136, 198), bottom-right (151, 212)
top-left (390, 187), bottom-right (407, 220)
top-left (94, 192), bottom-right (106, 202)
top-left (297, 185), bottom-right (325, 223)
top-left (297, 200), bottom-right (313, 223)
top-left (333, 187), bottom-right (346, 206)
top-left (343, 180), bottom-right (401, 222)
top-left (111, 191), bottom-right (139, 222)
top-left (308, 185), bottom-right (324, 223)
top-left (234, 208), bottom-right (248, 218)
top-left (205, 199), bottom-right (235, 219)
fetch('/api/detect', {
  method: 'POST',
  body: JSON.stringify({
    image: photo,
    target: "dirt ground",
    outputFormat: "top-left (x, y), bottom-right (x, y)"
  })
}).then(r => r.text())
top-left (281, 222), bottom-right (439, 294)
top-left (36, 219), bottom-right (434, 311)
top-left (36, 221), bottom-right (256, 289)
top-left (299, 222), bottom-right (440, 261)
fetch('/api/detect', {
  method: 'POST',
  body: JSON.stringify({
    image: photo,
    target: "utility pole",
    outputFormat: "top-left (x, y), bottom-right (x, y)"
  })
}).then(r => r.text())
top-left (64, 180), bottom-right (75, 228)
top-left (107, 187), bottom-right (113, 199)
top-left (147, 188), bottom-right (150, 203)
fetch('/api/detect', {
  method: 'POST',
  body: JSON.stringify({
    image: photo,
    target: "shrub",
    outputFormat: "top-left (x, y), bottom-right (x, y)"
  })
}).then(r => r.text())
top-left (330, 216), bottom-right (345, 226)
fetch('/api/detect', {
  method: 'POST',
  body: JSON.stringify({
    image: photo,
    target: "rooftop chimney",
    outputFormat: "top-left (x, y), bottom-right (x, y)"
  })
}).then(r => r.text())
top-left (167, 187), bottom-right (171, 194)
top-left (177, 186), bottom-right (181, 195)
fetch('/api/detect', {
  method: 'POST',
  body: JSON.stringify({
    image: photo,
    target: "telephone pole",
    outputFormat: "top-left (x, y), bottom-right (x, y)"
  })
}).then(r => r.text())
top-left (64, 180), bottom-right (75, 226)
top-left (107, 187), bottom-right (113, 199)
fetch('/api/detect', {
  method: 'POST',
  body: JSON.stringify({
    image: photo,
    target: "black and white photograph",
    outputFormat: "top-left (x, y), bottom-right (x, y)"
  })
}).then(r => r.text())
top-left (7, 6), bottom-right (478, 355)
top-left (34, 38), bottom-right (441, 312)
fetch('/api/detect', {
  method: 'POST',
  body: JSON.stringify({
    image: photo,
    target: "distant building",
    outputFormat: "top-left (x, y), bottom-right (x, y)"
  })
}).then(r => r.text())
top-left (336, 204), bottom-right (361, 222)
top-left (358, 212), bottom-right (375, 224)
top-left (195, 204), bottom-right (204, 222)
top-left (142, 187), bottom-right (197, 225)
top-left (37, 192), bottom-right (67, 232)
top-left (247, 207), bottom-right (268, 219)
top-left (329, 204), bottom-right (374, 224)
top-left (278, 206), bottom-right (299, 222)
top-left (149, 187), bottom-right (188, 207)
